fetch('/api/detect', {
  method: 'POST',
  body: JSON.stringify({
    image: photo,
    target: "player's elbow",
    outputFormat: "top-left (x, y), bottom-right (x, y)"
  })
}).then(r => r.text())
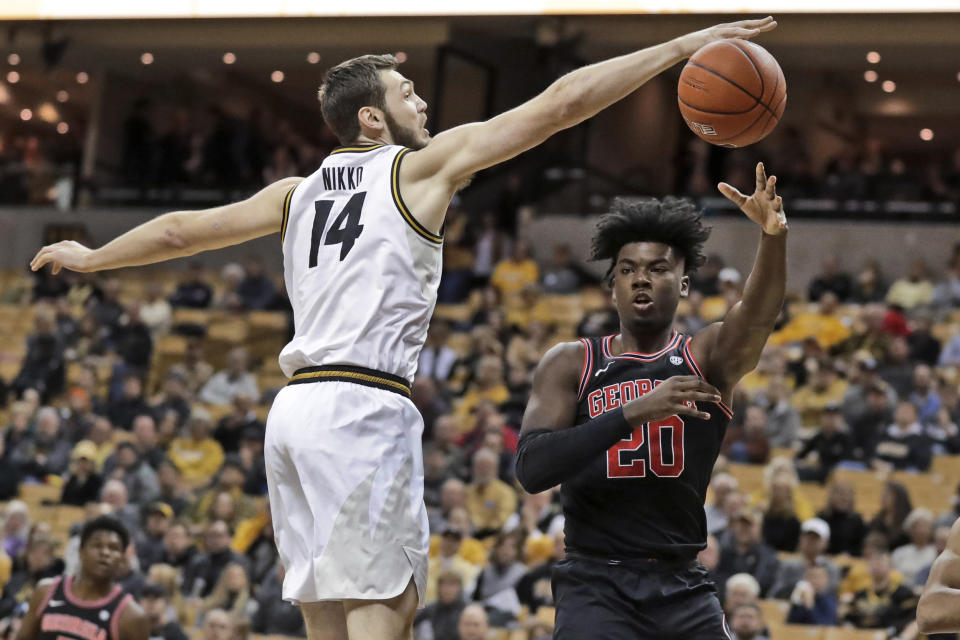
top-left (514, 451), bottom-right (549, 495)
top-left (161, 213), bottom-right (191, 252)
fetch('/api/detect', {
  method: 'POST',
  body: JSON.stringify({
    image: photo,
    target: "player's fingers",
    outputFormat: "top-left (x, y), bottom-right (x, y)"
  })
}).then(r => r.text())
top-left (675, 377), bottom-right (721, 395)
top-left (765, 175), bottom-right (777, 199)
top-left (774, 195), bottom-right (783, 212)
top-left (717, 183), bottom-right (746, 205)
top-left (31, 249), bottom-right (51, 271)
top-left (755, 162), bottom-right (766, 193)
top-left (683, 391), bottom-right (725, 404)
top-left (52, 262), bottom-right (61, 275)
top-left (676, 405), bottom-right (712, 420)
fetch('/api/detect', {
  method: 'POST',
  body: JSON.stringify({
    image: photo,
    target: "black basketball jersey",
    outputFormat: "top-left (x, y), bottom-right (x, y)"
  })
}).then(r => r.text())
top-left (563, 332), bottom-right (732, 560)
top-left (37, 576), bottom-right (132, 640)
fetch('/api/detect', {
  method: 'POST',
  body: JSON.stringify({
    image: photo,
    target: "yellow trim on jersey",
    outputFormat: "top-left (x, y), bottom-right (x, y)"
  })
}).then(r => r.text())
top-left (329, 144), bottom-right (385, 154)
top-left (280, 185), bottom-right (297, 243)
top-left (289, 368), bottom-right (411, 395)
top-left (390, 148), bottom-right (443, 244)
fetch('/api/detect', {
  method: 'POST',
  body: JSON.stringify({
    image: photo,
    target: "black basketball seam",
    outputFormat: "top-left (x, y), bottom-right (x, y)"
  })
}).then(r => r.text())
top-left (726, 40), bottom-right (765, 102)
top-left (677, 95), bottom-right (758, 116)
top-left (712, 103), bottom-right (770, 144)
top-left (686, 56), bottom-right (781, 120)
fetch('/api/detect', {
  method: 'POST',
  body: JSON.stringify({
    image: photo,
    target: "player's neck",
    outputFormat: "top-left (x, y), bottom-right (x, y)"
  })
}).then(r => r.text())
top-left (354, 134), bottom-right (393, 146)
top-left (71, 571), bottom-right (115, 599)
top-left (616, 326), bottom-right (675, 356)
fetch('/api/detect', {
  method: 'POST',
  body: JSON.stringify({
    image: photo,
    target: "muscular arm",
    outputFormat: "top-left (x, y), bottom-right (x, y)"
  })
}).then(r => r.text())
top-left (402, 18), bottom-right (776, 232)
top-left (117, 599), bottom-right (149, 640)
top-left (917, 518), bottom-right (960, 634)
top-left (16, 580), bottom-right (54, 640)
top-left (31, 177), bottom-right (302, 274)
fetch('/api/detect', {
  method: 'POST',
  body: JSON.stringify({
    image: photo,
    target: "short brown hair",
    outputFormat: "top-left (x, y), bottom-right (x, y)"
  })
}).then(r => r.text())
top-left (318, 54), bottom-right (399, 145)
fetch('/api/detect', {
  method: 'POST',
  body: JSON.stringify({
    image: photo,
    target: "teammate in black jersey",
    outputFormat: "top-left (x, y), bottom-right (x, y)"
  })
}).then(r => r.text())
top-left (516, 163), bottom-right (788, 639)
top-left (20, 516), bottom-right (147, 640)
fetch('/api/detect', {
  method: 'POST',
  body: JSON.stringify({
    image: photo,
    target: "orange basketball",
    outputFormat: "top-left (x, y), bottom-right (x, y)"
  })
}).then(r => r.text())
top-left (678, 39), bottom-right (786, 148)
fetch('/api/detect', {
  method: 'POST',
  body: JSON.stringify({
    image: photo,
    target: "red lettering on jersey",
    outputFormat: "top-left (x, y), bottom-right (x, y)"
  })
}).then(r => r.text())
top-left (603, 385), bottom-right (619, 411)
top-left (606, 426), bottom-right (646, 478)
top-left (648, 416), bottom-right (685, 477)
top-left (619, 381), bottom-right (637, 404)
top-left (588, 390), bottom-right (603, 418)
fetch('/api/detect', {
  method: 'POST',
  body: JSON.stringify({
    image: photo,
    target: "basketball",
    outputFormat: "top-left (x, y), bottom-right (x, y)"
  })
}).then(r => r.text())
top-left (678, 39), bottom-right (786, 148)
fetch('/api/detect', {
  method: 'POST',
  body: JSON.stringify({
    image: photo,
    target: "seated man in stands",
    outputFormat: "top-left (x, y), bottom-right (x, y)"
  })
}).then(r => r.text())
top-left (716, 509), bottom-right (780, 597)
top-left (873, 401), bottom-right (933, 471)
top-left (728, 603), bottom-right (769, 640)
top-left (785, 564), bottom-right (838, 626)
top-left (842, 542), bottom-right (918, 635)
top-left (770, 518), bottom-right (839, 599)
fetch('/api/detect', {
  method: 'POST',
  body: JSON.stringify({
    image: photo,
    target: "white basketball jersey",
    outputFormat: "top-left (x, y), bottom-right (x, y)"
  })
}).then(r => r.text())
top-left (278, 144), bottom-right (442, 381)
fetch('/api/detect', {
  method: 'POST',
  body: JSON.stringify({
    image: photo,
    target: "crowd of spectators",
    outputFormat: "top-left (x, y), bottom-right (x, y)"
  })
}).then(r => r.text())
top-left (0, 206), bottom-right (958, 640)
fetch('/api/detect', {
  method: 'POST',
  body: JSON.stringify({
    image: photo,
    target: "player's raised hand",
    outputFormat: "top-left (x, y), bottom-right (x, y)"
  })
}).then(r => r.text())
top-left (718, 162), bottom-right (788, 236)
top-left (30, 240), bottom-right (94, 274)
top-left (622, 376), bottom-right (722, 426)
top-left (681, 17), bottom-right (777, 55)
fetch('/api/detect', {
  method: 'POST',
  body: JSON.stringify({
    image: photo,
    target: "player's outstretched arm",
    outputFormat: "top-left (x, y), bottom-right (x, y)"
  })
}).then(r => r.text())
top-left (30, 176), bottom-right (302, 275)
top-left (690, 162), bottom-right (787, 396)
top-left (516, 342), bottom-right (721, 493)
top-left (918, 518), bottom-right (960, 634)
top-left (402, 17), bottom-right (776, 229)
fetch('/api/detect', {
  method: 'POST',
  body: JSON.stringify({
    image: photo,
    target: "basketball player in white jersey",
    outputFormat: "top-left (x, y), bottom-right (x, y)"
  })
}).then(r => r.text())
top-left (31, 15), bottom-right (775, 640)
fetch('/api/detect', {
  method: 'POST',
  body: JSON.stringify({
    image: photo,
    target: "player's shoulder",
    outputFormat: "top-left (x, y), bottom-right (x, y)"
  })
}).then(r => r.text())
top-left (535, 340), bottom-right (587, 380)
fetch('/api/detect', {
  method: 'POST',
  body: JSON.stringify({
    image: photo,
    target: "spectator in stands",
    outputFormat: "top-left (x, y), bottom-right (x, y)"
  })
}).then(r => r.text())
top-left (4, 401), bottom-right (33, 454)
top-left (892, 508), bottom-right (937, 587)
top-left (0, 435), bottom-right (22, 501)
top-left (465, 448), bottom-right (517, 538)
top-left (929, 405), bottom-right (960, 455)
top-left (729, 603), bottom-right (769, 640)
top-left (770, 292), bottom-right (850, 350)
top-left (126, 414), bottom-right (166, 470)
top-left (706, 473), bottom-right (739, 535)
top-left (418, 321), bottom-right (458, 384)
top-left (939, 331), bottom-right (960, 367)
top-left (1, 502), bottom-right (29, 559)
top-left (83, 416), bottom-right (117, 471)
top-left (60, 440), bottom-right (104, 506)
top-left (907, 310), bottom-right (941, 366)
top-left (251, 562), bottom-right (304, 635)
top-left (723, 573), bottom-right (761, 616)
top-left (412, 378), bottom-right (451, 442)
top-left (932, 248), bottom-right (960, 310)
top-left (167, 408), bottom-right (225, 484)
top-left (11, 406), bottom-right (71, 478)
top-left (169, 262), bottom-right (213, 309)
top-left (869, 481), bottom-right (913, 550)
top-left (31, 264), bottom-right (69, 301)
top-left (698, 534), bottom-right (721, 588)
top-left (471, 533), bottom-right (525, 625)
top-left (771, 518), bottom-right (840, 598)
top-left (842, 356), bottom-right (897, 427)
top-left (235, 257), bottom-right (275, 311)
top-left (107, 374), bottom-right (151, 431)
top-left (809, 255), bottom-right (852, 302)
top-left (12, 306), bottom-right (65, 401)
top-left (160, 521), bottom-right (196, 571)
top-left (237, 428), bottom-right (267, 495)
top-left (851, 260), bottom-right (888, 303)
top-left (817, 480), bottom-right (868, 556)
top-left (199, 348), bottom-right (259, 406)
top-left (722, 406), bottom-right (771, 465)
top-left (762, 376), bottom-right (801, 448)
top-left (575, 295), bottom-right (620, 338)
top-left (415, 570), bottom-right (466, 640)
top-left (490, 239), bottom-right (538, 297)
top-left (716, 509), bottom-right (779, 597)
top-left (90, 279), bottom-right (125, 334)
top-left (99, 479), bottom-right (140, 533)
top-left (873, 401), bottom-right (933, 471)
top-left (170, 338), bottom-right (215, 395)
top-left (762, 476), bottom-right (802, 552)
top-left (197, 562), bottom-right (255, 622)
top-left (909, 364), bottom-right (941, 424)
top-left (785, 564), bottom-right (838, 626)
top-left (515, 530), bottom-right (564, 614)
top-left (791, 358), bottom-right (849, 427)
top-left (795, 403), bottom-right (853, 483)
top-left (105, 441), bottom-right (161, 506)
top-left (886, 259), bottom-right (934, 310)
top-left (190, 456), bottom-right (257, 525)
top-left (915, 524), bottom-right (952, 588)
top-left (541, 243), bottom-right (592, 294)
top-left (456, 604), bottom-right (489, 640)
top-left (849, 383), bottom-right (893, 463)
top-left (140, 582), bottom-right (189, 640)
top-left (842, 543), bottom-right (918, 634)
top-left (136, 502), bottom-right (174, 571)
top-left (156, 459), bottom-right (190, 516)
top-left (200, 609), bottom-right (232, 640)
top-left (456, 355), bottom-right (509, 420)
top-left (140, 282), bottom-right (172, 339)
top-left (0, 534), bottom-right (63, 620)
top-left (879, 336), bottom-right (915, 400)
top-left (183, 520), bottom-right (249, 598)
top-left (213, 393), bottom-right (263, 454)
top-left (112, 302), bottom-right (153, 371)
top-left (833, 303), bottom-right (889, 362)
top-left (150, 372), bottom-right (192, 429)
top-left (425, 527), bottom-right (480, 606)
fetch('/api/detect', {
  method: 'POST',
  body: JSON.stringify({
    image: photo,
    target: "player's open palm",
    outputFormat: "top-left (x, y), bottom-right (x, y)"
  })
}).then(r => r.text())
top-left (623, 376), bottom-right (722, 425)
top-left (30, 240), bottom-right (94, 274)
top-left (718, 162), bottom-right (788, 236)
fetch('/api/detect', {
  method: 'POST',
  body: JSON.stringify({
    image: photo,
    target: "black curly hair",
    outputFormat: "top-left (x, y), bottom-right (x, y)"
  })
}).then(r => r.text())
top-left (80, 515), bottom-right (130, 550)
top-left (591, 196), bottom-right (711, 284)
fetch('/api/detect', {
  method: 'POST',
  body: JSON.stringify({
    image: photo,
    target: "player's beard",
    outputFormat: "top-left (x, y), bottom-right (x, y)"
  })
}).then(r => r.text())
top-left (384, 108), bottom-right (428, 150)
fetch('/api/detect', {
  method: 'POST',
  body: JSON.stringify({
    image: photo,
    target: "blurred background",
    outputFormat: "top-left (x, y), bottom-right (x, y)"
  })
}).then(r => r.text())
top-left (0, 5), bottom-right (959, 640)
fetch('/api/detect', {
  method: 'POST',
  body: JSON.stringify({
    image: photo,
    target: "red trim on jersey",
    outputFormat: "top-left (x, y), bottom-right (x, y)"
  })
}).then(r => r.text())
top-left (109, 594), bottom-right (133, 640)
top-left (603, 332), bottom-right (681, 361)
top-left (576, 338), bottom-right (593, 401)
top-left (64, 576), bottom-right (122, 608)
top-left (681, 337), bottom-right (734, 419)
top-left (37, 576), bottom-right (61, 615)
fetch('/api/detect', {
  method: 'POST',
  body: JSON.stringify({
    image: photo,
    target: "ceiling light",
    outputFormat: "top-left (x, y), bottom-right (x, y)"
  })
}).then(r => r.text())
top-left (56, 90), bottom-right (69, 102)
top-left (7, 53), bottom-right (20, 66)
top-left (57, 122), bottom-right (69, 134)
top-left (141, 52), bottom-right (154, 65)
top-left (6, 71), bottom-right (19, 83)
top-left (863, 70), bottom-right (878, 83)
top-left (881, 80), bottom-right (896, 93)
top-left (223, 52), bottom-right (236, 64)
top-left (76, 71), bottom-right (89, 84)
top-left (920, 128), bottom-right (934, 141)
top-left (306, 52), bottom-right (320, 64)
top-left (271, 70), bottom-right (284, 83)
top-left (20, 108), bottom-right (32, 121)
top-left (866, 51), bottom-right (881, 64)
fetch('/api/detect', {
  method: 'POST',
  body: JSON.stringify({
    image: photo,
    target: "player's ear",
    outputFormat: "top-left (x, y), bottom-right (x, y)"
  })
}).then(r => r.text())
top-left (680, 275), bottom-right (690, 298)
top-left (357, 106), bottom-right (384, 133)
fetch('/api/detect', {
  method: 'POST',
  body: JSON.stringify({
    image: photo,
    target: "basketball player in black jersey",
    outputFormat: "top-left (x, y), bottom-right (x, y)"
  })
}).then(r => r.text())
top-left (19, 516), bottom-right (147, 640)
top-left (516, 163), bottom-right (787, 639)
